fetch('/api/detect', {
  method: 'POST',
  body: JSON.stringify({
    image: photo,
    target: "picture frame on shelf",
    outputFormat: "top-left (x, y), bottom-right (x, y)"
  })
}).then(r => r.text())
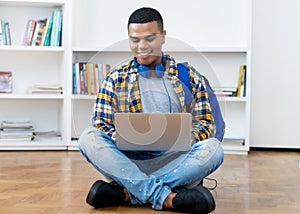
top-left (0, 71), bottom-right (12, 93)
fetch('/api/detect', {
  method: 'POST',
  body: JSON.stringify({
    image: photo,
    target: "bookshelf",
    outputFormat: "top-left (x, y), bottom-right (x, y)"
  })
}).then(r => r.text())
top-left (0, 0), bottom-right (72, 150)
top-left (0, 0), bottom-right (251, 154)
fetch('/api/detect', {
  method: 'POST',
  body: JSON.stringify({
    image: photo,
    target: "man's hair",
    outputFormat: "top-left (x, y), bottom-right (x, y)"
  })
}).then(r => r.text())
top-left (127, 7), bottom-right (164, 33)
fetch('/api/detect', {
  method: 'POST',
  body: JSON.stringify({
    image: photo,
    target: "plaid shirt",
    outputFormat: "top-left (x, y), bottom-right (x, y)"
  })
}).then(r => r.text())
top-left (93, 55), bottom-right (215, 143)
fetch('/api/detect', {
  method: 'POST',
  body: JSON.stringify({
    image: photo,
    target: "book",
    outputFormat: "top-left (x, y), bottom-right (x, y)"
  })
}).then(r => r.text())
top-left (86, 63), bottom-right (92, 95)
top-left (22, 19), bottom-right (36, 46)
top-left (102, 64), bottom-right (111, 80)
top-left (0, 71), bottom-right (12, 93)
top-left (0, 20), bottom-right (11, 46)
top-left (30, 83), bottom-right (62, 94)
top-left (33, 130), bottom-right (61, 142)
top-left (26, 19), bottom-right (37, 46)
top-left (31, 19), bottom-right (48, 46)
top-left (1, 120), bottom-right (33, 129)
top-left (79, 62), bottom-right (87, 95)
top-left (92, 64), bottom-right (98, 94)
top-left (40, 19), bottom-right (49, 46)
top-left (236, 65), bottom-right (246, 97)
top-left (43, 17), bottom-right (53, 46)
top-left (56, 9), bottom-right (63, 46)
top-left (222, 137), bottom-right (245, 146)
top-left (0, 19), bottom-right (6, 45)
top-left (4, 22), bottom-right (12, 45)
top-left (0, 120), bottom-right (34, 142)
top-left (50, 9), bottom-right (63, 47)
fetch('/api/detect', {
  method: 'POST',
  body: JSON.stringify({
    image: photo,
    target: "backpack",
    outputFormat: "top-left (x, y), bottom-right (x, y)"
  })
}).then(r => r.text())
top-left (177, 62), bottom-right (225, 141)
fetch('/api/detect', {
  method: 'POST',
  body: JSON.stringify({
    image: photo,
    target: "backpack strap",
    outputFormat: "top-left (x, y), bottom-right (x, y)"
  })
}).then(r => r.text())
top-left (177, 62), bottom-right (225, 141)
top-left (177, 62), bottom-right (193, 105)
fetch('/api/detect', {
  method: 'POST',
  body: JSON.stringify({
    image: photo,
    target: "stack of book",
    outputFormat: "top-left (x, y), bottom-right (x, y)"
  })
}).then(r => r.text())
top-left (0, 19), bottom-right (12, 46)
top-left (0, 120), bottom-right (34, 142)
top-left (222, 137), bottom-right (245, 146)
top-left (72, 62), bottom-right (111, 95)
top-left (33, 130), bottom-right (61, 142)
top-left (30, 84), bottom-right (63, 94)
top-left (22, 8), bottom-right (63, 47)
top-left (213, 87), bottom-right (237, 97)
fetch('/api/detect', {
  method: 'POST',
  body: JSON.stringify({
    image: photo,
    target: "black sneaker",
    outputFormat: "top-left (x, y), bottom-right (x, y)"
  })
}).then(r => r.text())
top-left (172, 185), bottom-right (215, 214)
top-left (86, 180), bottom-right (126, 208)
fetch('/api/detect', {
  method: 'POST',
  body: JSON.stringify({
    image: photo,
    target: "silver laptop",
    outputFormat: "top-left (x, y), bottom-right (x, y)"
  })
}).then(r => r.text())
top-left (114, 113), bottom-right (192, 151)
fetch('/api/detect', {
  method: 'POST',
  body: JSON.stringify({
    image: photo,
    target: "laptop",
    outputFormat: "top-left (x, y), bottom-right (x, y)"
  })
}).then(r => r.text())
top-left (114, 113), bottom-right (192, 151)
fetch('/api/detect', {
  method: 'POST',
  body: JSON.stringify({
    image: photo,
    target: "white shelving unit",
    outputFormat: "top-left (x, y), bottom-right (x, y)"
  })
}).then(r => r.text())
top-left (0, 0), bottom-right (251, 154)
top-left (0, 0), bottom-right (72, 150)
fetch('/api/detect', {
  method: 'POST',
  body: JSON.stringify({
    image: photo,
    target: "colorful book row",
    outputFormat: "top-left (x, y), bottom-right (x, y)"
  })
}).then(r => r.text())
top-left (23, 9), bottom-right (63, 47)
top-left (72, 62), bottom-right (110, 95)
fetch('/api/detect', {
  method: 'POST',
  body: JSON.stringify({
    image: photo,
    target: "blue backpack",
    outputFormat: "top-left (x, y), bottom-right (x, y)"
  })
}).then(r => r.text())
top-left (177, 62), bottom-right (225, 141)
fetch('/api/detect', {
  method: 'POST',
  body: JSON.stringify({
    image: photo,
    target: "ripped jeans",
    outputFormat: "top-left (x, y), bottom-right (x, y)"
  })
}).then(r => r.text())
top-left (78, 127), bottom-right (224, 210)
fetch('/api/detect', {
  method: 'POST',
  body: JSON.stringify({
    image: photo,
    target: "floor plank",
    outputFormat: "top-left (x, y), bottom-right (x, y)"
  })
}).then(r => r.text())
top-left (0, 150), bottom-right (299, 214)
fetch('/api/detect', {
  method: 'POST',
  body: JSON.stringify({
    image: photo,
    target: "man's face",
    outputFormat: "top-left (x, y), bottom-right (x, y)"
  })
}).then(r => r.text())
top-left (128, 21), bottom-right (166, 70)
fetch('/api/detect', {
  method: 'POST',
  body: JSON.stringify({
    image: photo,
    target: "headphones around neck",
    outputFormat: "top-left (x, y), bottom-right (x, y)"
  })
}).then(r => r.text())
top-left (133, 54), bottom-right (167, 78)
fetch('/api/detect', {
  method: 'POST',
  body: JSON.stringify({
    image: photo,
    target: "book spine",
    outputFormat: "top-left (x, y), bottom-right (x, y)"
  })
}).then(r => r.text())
top-left (79, 63), bottom-right (85, 95)
top-left (40, 19), bottom-right (49, 46)
top-left (43, 17), bottom-right (53, 46)
top-left (92, 64), bottom-right (98, 94)
top-left (26, 20), bottom-right (36, 46)
top-left (89, 63), bottom-right (95, 95)
top-left (1, 19), bottom-right (6, 45)
top-left (75, 63), bottom-right (80, 94)
top-left (32, 19), bottom-right (48, 46)
top-left (4, 22), bottom-right (12, 45)
top-left (0, 19), bottom-right (4, 46)
top-left (56, 9), bottom-right (63, 46)
top-left (72, 63), bottom-right (77, 94)
top-left (86, 63), bottom-right (91, 95)
top-left (236, 65), bottom-right (244, 97)
top-left (50, 10), bottom-right (58, 46)
top-left (97, 64), bottom-right (102, 86)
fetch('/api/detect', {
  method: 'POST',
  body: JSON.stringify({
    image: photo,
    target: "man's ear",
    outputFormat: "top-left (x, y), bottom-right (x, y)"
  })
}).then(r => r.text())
top-left (162, 30), bottom-right (166, 44)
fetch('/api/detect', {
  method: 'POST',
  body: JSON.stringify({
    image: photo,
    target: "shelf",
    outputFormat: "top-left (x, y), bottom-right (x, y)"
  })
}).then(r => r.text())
top-left (0, 94), bottom-right (64, 100)
top-left (72, 94), bottom-right (96, 100)
top-left (0, 46), bottom-right (64, 52)
top-left (217, 96), bottom-right (247, 102)
top-left (0, 0), bottom-right (65, 7)
top-left (222, 144), bottom-right (249, 155)
top-left (73, 47), bottom-right (249, 53)
top-left (0, 140), bottom-right (67, 150)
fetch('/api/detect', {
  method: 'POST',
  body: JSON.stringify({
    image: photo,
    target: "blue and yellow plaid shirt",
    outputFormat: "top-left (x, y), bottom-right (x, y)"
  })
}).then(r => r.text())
top-left (92, 55), bottom-right (215, 143)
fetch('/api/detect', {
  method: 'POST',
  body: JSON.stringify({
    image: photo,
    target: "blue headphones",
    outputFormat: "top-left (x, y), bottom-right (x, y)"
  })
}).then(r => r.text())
top-left (133, 54), bottom-right (167, 78)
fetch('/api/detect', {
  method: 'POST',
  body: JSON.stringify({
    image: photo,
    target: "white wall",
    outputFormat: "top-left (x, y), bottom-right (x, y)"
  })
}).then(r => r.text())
top-left (251, 0), bottom-right (300, 148)
top-left (73, 0), bottom-right (248, 50)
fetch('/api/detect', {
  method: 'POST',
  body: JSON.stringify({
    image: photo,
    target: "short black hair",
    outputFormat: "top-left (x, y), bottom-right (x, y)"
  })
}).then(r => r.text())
top-left (127, 7), bottom-right (164, 33)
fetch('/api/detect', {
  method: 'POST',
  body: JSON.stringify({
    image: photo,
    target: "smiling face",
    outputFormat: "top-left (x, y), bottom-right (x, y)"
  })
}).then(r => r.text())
top-left (128, 21), bottom-right (166, 70)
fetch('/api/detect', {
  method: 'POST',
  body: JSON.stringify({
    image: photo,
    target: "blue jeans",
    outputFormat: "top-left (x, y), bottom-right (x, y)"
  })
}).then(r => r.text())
top-left (78, 127), bottom-right (224, 210)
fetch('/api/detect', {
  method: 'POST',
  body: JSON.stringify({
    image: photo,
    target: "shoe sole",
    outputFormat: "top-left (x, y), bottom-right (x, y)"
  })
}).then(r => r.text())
top-left (194, 185), bottom-right (215, 213)
top-left (86, 180), bottom-right (105, 207)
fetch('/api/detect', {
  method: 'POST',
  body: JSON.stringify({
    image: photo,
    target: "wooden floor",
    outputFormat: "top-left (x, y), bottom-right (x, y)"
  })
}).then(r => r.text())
top-left (0, 149), bottom-right (299, 214)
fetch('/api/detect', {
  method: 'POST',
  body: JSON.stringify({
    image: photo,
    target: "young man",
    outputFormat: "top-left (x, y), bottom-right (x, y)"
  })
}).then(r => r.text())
top-left (79, 7), bottom-right (224, 213)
